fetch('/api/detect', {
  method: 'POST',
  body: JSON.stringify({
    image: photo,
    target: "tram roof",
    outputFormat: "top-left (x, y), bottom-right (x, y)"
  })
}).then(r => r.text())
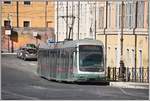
top-left (62, 38), bottom-right (103, 48)
top-left (39, 38), bottom-right (103, 49)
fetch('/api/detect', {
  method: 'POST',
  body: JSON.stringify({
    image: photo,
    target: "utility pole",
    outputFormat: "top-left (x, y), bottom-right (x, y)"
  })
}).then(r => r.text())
top-left (148, 0), bottom-right (150, 83)
top-left (105, 1), bottom-right (108, 69)
top-left (66, 2), bottom-right (68, 39)
top-left (56, 1), bottom-right (59, 42)
top-left (45, 0), bottom-right (48, 28)
top-left (77, 1), bottom-right (80, 40)
top-left (94, 2), bottom-right (96, 40)
top-left (16, 1), bottom-right (19, 27)
top-left (71, 2), bottom-right (74, 39)
top-left (119, 1), bottom-right (125, 81)
top-left (134, 1), bottom-right (138, 81)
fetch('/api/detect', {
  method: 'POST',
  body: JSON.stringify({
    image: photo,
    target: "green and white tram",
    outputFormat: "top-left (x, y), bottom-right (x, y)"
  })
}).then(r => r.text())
top-left (37, 39), bottom-right (106, 82)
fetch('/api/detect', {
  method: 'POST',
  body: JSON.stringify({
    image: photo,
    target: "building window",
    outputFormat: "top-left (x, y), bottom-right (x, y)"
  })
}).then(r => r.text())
top-left (4, 20), bottom-right (11, 28)
top-left (124, 2), bottom-right (135, 29)
top-left (98, 7), bottom-right (104, 29)
top-left (4, 0), bottom-right (11, 4)
top-left (23, 21), bottom-right (30, 27)
top-left (24, 0), bottom-right (31, 5)
top-left (137, 1), bottom-right (145, 28)
top-left (116, 2), bottom-right (122, 29)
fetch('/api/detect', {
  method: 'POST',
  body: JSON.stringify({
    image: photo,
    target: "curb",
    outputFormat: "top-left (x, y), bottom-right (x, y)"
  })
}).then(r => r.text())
top-left (110, 82), bottom-right (149, 89)
top-left (1, 53), bottom-right (17, 55)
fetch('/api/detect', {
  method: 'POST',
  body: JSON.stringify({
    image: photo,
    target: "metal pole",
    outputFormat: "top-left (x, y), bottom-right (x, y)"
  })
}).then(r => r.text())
top-left (105, 1), bottom-right (108, 68)
top-left (8, 36), bottom-right (10, 52)
top-left (77, 1), bottom-right (80, 40)
top-left (72, 2), bottom-right (73, 39)
top-left (148, 0), bottom-right (150, 83)
top-left (10, 32), bottom-right (13, 53)
top-left (45, 0), bottom-right (48, 28)
top-left (119, 1), bottom-right (125, 81)
top-left (120, 1), bottom-right (124, 61)
top-left (66, 2), bottom-right (68, 39)
top-left (16, 1), bottom-right (19, 27)
top-left (57, 1), bottom-right (59, 42)
top-left (95, 2), bottom-right (96, 40)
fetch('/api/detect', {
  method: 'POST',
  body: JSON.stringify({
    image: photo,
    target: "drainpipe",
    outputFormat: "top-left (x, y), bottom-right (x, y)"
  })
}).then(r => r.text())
top-left (133, 1), bottom-right (138, 81)
top-left (104, 1), bottom-right (108, 69)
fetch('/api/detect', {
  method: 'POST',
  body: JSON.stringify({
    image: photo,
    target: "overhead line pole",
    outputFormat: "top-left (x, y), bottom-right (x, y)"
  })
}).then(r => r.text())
top-left (94, 2), bottom-right (96, 40)
top-left (57, 1), bottom-right (59, 42)
top-left (16, 1), bottom-right (19, 27)
top-left (78, 1), bottom-right (80, 40)
top-left (66, 2), bottom-right (68, 39)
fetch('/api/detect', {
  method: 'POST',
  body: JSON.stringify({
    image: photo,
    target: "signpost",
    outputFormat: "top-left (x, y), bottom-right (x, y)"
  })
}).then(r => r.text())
top-left (5, 30), bottom-right (11, 52)
top-left (33, 32), bottom-right (38, 45)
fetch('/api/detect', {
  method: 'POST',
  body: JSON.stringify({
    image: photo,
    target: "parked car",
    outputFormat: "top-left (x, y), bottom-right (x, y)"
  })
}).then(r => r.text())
top-left (17, 44), bottom-right (38, 60)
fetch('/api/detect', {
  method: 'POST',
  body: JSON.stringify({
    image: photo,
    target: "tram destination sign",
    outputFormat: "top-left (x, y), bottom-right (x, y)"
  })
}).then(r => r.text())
top-left (79, 45), bottom-right (102, 52)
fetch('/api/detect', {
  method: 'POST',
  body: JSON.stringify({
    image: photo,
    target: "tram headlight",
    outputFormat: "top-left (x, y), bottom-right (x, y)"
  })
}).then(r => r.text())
top-left (99, 68), bottom-right (104, 72)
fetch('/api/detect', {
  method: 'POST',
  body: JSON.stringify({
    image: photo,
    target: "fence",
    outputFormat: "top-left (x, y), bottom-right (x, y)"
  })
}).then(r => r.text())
top-left (106, 67), bottom-right (149, 83)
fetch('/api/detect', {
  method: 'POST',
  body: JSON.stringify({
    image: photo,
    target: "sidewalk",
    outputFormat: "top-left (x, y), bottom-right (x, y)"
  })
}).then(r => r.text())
top-left (110, 82), bottom-right (149, 89)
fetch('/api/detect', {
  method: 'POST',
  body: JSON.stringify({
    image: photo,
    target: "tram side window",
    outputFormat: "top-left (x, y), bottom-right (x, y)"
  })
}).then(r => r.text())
top-left (73, 52), bottom-right (77, 67)
top-left (60, 50), bottom-right (65, 67)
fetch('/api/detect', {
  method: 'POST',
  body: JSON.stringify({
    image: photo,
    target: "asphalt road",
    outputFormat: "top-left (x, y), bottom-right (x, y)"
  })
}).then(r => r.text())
top-left (1, 54), bottom-right (149, 100)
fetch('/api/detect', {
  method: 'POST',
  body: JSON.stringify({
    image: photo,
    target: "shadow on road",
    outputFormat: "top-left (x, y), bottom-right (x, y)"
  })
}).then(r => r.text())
top-left (40, 76), bottom-right (109, 86)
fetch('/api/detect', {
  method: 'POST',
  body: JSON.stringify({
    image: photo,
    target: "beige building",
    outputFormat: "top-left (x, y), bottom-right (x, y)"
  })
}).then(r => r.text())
top-left (55, 1), bottom-right (149, 72)
top-left (1, 0), bottom-right (149, 75)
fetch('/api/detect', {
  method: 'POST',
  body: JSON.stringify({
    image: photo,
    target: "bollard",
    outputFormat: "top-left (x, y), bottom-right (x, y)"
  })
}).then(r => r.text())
top-left (119, 60), bottom-right (126, 81)
top-left (107, 67), bottom-right (111, 80)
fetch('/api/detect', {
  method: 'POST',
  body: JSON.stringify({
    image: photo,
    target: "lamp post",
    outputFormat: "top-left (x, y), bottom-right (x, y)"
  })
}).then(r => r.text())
top-left (119, 1), bottom-right (125, 81)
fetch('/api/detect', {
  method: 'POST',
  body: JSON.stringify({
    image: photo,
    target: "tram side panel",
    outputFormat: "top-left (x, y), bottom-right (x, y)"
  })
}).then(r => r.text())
top-left (67, 48), bottom-right (74, 81)
top-left (37, 50), bottom-right (42, 75)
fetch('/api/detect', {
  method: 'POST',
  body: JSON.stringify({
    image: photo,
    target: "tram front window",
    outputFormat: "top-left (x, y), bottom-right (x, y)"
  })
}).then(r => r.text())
top-left (79, 45), bottom-right (104, 72)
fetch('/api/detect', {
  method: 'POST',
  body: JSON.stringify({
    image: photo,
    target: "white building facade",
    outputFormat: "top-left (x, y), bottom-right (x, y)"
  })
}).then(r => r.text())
top-left (55, 1), bottom-right (103, 41)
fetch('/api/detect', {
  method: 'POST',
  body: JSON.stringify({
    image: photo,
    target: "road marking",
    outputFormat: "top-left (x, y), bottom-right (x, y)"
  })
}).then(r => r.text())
top-left (2, 90), bottom-right (39, 100)
top-left (28, 63), bottom-right (37, 66)
top-left (31, 85), bottom-right (47, 90)
top-left (118, 87), bottom-right (148, 98)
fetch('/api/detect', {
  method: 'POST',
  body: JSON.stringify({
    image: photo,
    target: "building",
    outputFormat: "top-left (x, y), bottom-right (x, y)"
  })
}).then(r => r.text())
top-left (1, 0), bottom-right (55, 52)
top-left (55, 0), bottom-right (149, 81)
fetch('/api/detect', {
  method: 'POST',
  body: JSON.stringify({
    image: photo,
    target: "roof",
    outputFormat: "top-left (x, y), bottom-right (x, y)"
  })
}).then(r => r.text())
top-left (62, 39), bottom-right (103, 48)
top-left (39, 39), bottom-right (103, 49)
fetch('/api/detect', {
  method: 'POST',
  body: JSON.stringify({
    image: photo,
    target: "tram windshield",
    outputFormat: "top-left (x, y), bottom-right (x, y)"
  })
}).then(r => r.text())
top-left (79, 45), bottom-right (104, 72)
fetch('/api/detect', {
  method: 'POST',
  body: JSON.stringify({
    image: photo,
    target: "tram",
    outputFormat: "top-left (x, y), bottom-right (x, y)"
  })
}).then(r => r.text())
top-left (37, 39), bottom-right (106, 82)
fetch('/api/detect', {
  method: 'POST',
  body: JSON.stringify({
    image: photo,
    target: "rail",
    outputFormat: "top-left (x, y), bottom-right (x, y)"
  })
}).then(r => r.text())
top-left (106, 67), bottom-right (149, 83)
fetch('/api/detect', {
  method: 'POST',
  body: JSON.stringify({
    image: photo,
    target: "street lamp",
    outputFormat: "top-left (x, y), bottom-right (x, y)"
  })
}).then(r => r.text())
top-left (119, 1), bottom-right (125, 81)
